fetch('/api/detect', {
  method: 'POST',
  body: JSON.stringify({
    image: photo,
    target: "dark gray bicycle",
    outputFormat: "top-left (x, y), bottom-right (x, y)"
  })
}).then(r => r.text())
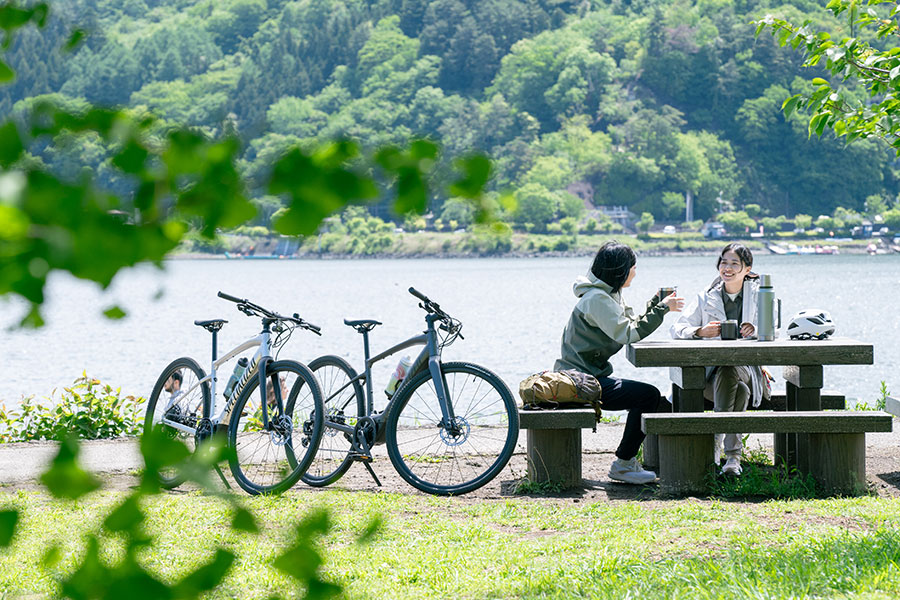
top-left (302, 288), bottom-right (518, 496)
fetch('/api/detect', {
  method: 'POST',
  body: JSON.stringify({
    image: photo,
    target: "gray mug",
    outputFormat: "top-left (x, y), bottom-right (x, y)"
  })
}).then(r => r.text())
top-left (720, 319), bottom-right (739, 340)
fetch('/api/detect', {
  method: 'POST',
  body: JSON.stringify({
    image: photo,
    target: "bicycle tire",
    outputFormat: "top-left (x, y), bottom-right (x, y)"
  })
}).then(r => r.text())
top-left (227, 359), bottom-right (324, 495)
top-left (385, 361), bottom-right (519, 495)
top-left (143, 357), bottom-right (211, 489)
top-left (302, 355), bottom-right (365, 487)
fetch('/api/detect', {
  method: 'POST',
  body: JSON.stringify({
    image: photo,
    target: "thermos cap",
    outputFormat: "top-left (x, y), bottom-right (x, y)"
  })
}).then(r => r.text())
top-left (759, 273), bottom-right (772, 287)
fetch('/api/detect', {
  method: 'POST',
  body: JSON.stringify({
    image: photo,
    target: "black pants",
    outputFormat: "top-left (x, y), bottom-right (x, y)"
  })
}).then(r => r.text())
top-left (599, 377), bottom-right (668, 460)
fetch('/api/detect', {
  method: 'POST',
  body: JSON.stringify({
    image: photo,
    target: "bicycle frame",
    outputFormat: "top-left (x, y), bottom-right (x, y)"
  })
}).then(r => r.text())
top-left (160, 327), bottom-right (283, 435)
top-left (323, 313), bottom-right (456, 440)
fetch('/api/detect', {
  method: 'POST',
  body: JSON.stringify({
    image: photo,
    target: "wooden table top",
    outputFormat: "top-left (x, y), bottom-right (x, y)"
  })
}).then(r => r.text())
top-left (626, 337), bottom-right (873, 368)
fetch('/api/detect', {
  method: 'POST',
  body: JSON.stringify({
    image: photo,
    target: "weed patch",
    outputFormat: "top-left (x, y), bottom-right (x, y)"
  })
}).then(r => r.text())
top-left (512, 478), bottom-right (566, 495)
top-left (708, 461), bottom-right (819, 499)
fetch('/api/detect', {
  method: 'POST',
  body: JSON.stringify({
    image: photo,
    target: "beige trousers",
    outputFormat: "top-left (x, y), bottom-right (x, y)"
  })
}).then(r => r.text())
top-left (703, 366), bottom-right (751, 458)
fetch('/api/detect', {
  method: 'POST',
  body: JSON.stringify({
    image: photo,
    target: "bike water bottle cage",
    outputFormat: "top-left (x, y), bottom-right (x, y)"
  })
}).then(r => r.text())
top-left (194, 319), bottom-right (227, 333)
top-left (344, 319), bottom-right (382, 333)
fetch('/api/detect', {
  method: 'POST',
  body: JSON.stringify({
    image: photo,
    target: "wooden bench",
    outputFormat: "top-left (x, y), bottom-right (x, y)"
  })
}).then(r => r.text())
top-left (518, 408), bottom-right (597, 487)
top-left (642, 411), bottom-right (892, 495)
top-left (885, 396), bottom-right (900, 418)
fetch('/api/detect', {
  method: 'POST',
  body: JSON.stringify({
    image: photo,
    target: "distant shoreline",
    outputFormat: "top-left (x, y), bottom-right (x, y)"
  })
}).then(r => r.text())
top-left (170, 242), bottom-right (896, 261)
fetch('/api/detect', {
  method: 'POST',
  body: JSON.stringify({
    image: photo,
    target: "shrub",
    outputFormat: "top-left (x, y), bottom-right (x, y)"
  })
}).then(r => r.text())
top-left (0, 374), bottom-right (146, 442)
top-left (553, 238), bottom-right (570, 251)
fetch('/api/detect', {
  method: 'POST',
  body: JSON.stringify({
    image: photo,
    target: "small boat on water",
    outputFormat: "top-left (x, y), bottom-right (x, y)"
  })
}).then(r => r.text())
top-left (766, 242), bottom-right (838, 255)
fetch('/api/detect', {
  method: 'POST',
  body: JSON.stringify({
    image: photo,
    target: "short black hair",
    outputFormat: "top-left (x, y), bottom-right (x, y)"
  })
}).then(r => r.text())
top-left (717, 242), bottom-right (753, 269)
top-left (590, 240), bottom-right (636, 293)
top-left (170, 371), bottom-right (183, 384)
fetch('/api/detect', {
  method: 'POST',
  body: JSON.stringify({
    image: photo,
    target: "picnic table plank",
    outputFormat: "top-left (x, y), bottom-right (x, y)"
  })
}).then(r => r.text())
top-left (625, 337), bottom-right (873, 367)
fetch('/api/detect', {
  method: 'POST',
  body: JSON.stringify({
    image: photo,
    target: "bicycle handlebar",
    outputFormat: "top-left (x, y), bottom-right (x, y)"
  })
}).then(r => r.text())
top-left (217, 291), bottom-right (243, 304)
top-left (218, 291), bottom-right (321, 335)
top-left (408, 288), bottom-right (461, 339)
top-left (408, 287), bottom-right (429, 303)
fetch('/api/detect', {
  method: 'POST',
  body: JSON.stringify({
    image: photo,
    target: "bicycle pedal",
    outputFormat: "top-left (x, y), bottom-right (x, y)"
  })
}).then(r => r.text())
top-left (351, 452), bottom-right (373, 462)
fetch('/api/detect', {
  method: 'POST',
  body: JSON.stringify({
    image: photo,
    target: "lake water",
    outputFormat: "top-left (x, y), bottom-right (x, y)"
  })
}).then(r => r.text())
top-left (2, 253), bottom-right (898, 410)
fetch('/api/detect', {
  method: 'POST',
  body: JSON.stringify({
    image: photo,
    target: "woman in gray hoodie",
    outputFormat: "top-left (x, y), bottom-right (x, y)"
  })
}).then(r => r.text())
top-left (555, 241), bottom-right (683, 484)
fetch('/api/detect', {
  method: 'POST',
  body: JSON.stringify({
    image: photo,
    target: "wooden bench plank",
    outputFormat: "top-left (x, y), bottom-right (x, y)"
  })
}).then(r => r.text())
top-left (642, 411), bottom-right (892, 435)
top-left (517, 408), bottom-right (597, 430)
top-left (885, 396), bottom-right (900, 418)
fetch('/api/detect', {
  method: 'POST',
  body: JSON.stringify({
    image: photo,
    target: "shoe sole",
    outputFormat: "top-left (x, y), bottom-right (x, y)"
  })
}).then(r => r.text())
top-left (609, 473), bottom-right (657, 485)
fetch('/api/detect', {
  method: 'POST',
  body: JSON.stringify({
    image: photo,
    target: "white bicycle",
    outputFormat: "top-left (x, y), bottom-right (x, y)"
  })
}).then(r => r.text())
top-left (143, 291), bottom-right (325, 495)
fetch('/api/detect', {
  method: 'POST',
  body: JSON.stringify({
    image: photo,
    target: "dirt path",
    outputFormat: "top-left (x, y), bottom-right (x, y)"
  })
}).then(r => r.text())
top-left (3, 425), bottom-right (899, 502)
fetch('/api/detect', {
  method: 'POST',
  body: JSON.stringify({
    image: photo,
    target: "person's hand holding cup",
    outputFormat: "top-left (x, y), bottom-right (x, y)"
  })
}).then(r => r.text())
top-left (720, 319), bottom-right (739, 340)
top-left (659, 286), bottom-right (684, 312)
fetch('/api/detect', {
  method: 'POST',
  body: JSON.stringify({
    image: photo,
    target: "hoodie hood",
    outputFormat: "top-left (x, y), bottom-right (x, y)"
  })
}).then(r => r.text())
top-left (573, 272), bottom-right (614, 298)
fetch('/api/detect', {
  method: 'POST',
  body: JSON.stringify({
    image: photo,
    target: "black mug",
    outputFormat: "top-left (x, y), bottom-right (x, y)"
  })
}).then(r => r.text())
top-left (658, 287), bottom-right (676, 300)
top-left (720, 319), bottom-right (739, 340)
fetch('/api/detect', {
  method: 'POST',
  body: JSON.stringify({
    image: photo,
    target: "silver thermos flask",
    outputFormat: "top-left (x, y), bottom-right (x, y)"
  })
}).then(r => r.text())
top-left (756, 273), bottom-right (780, 341)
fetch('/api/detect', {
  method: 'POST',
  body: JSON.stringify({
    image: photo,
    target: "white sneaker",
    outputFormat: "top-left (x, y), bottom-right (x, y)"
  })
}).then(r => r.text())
top-left (721, 456), bottom-right (742, 476)
top-left (609, 458), bottom-right (657, 484)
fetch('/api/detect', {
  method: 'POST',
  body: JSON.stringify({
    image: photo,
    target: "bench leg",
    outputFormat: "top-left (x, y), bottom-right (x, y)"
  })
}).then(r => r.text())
top-left (658, 434), bottom-right (714, 495)
top-left (808, 432), bottom-right (866, 495)
top-left (643, 434), bottom-right (660, 473)
top-left (526, 429), bottom-right (582, 487)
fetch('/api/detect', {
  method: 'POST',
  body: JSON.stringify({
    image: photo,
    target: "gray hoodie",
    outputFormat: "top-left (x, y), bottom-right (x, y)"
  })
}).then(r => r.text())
top-left (554, 271), bottom-right (669, 379)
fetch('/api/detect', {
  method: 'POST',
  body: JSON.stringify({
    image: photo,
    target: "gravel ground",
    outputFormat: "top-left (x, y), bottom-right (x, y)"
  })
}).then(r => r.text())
top-left (3, 422), bottom-right (899, 502)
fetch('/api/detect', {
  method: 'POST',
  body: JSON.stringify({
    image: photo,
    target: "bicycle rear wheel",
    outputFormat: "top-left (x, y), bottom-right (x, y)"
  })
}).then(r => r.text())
top-left (143, 357), bottom-right (210, 489)
top-left (228, 360), bottom-right (324, 495)
top-left (302, 355), bottom-right (365, 487)
top-left (385, 361), bottom-right (519, 495)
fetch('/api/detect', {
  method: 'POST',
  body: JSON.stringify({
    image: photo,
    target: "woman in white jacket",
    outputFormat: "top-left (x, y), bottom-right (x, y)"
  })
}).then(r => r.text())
top-left (670, 243), bottom-right (767, 476)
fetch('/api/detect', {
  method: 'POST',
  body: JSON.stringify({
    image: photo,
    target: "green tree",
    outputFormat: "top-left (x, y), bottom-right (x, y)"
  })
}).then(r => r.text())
top-left (881, 208), bottom-right (900, 230)
top-left (865, 195), bottom-right (888, 218)
top-left (636, 211), bottom-right (654, 234)
top-left (439, 197), bottom-right (474, 228)
top-left (744, 204), bottom-right (762, 218)
top-left (794, 214), bottom-right (813, 230)
top-left (514, 183), bottom-right (557, 230)
top-left (717, 210), bottom-right (756, 234)
top-left (755, 1), bottom-right (900, 152)
top-left (662, 191), bottom-right (686, 220)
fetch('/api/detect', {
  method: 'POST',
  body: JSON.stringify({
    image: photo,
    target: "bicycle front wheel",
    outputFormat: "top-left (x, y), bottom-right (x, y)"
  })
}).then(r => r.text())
top-left (385, 361), bottom-right (519, 495)
top-left (228, 360), bottom-right (324, 495)
top-left (302, 355), bottom-right (365, 487)
top-left (143, 357), bottom-right (211, 489)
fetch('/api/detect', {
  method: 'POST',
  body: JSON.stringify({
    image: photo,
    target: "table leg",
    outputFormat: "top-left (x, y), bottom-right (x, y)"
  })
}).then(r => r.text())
top-left (781, 365), bottom-right (823, 474)
top-left (671, 367), bottom-right (706, 413)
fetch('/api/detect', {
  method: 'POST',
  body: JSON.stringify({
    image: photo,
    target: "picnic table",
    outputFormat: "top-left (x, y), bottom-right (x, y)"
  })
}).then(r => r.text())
top-left (626, 337), bottom-right (879, 492)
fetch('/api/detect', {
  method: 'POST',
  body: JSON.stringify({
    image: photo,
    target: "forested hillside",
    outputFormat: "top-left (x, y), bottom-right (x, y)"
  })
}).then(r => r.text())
top-left (4, 0), bottom-right (898, 231)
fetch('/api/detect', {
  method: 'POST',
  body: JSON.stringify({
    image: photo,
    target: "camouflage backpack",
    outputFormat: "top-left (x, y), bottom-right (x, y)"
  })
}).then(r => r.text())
top-left (518, 369), bottom-right (602, 422)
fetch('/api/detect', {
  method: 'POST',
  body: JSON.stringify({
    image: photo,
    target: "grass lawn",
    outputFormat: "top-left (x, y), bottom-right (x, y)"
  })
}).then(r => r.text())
top-left (2, 488), bottom-right (900, 598)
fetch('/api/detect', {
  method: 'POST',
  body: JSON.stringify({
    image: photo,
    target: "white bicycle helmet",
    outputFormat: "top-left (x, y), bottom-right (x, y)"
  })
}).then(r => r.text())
top-left (787, 309), bottom-right (835, 340)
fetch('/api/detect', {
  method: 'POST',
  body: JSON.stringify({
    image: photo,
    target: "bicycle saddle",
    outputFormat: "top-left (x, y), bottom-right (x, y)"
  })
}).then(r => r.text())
top-left (194, 319), bottom-right (227, 332)
top-left (343, 318), bottom-right (381, 332)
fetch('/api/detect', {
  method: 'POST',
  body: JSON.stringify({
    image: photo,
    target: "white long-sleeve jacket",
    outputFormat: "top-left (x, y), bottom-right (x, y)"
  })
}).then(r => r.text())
top-left (670, 276), bottom-right (768, 407)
